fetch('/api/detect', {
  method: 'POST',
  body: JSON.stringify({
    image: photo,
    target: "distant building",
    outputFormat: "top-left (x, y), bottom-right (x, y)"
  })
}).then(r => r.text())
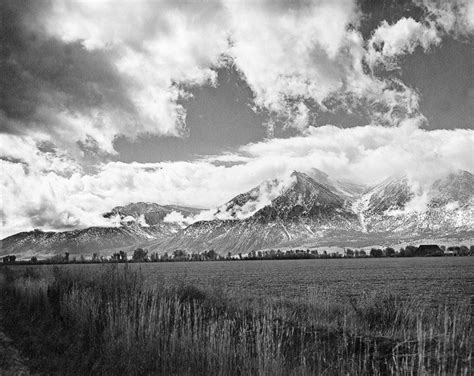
top-left (417, 245), bottom-right (443, 257)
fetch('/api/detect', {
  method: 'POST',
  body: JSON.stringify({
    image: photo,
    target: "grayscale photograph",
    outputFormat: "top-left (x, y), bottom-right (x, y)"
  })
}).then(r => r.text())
top-left (0, 0), bottom-right (473, 374)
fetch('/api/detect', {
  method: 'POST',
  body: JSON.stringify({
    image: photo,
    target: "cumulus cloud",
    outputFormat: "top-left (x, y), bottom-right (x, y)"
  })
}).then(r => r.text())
top-left (367, 17), bottom-right (441, 69)
top-left (365, 1), bottom-right (474, 72)
top-left (3, 0), bottom-right (470, 156)
top-left (225, 1), bottom-right (425, 128)
top-left (1, 0), bottom-right (229, 155)
top-left (163, 211), bottom-right (192, 226)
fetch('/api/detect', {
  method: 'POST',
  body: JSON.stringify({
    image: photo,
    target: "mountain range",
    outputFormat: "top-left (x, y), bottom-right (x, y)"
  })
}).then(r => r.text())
top-left (1, 169), bottom-right (473, 259)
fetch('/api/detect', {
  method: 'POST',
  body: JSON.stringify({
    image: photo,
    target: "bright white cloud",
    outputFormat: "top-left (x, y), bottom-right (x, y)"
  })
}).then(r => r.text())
top-left (226, 0), bottom-right (357, 112)
top-left (367, 17), bottom-right (441, 70)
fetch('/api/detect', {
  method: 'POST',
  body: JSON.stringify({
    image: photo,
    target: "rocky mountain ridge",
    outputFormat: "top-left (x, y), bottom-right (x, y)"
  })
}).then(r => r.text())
top-left (1, 169), bottom-right (472, 258)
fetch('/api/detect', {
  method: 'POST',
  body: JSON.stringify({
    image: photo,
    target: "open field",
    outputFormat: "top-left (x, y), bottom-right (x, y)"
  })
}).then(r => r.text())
top-left (8, 257), bottom-right (474, 303)
top-left (0, 260), bottom-right (472, 375)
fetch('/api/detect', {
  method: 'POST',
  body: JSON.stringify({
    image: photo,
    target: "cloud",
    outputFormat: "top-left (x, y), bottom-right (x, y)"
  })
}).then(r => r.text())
top-left (2, 121), bottom-right (473, 237)
top-left (0, 1), bottom-right (140, 155)
top-left (226, 0), bottom-right (358, 112)
top-left (163, 211), bottom-right (191, 226)
top-left (364, 1), bottom-right (474, 73)
top-left (419, 0), bottom-right (474, 36)
top-left (2, 0), bottom-right (472, 158)
top-left (213, 174), bottom-right (297, 220)
top-left (367, 17), bottom-right (441, 69)
top-left (223, 0), bottom-right (451, 129)
top-left (42, 0), bottom-right (230, 143)
top-left (240, 118), bottom-right (474, 185)
top-left (0, 0), bottom-right (229, 155)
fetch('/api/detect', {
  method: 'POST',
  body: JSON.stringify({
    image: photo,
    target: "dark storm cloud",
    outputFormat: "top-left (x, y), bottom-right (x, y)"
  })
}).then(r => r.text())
top-left (0, 0), bottom-right (135, 135)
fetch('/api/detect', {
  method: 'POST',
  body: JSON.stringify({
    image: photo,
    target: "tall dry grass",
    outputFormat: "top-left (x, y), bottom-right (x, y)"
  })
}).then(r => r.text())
top-left (0, 265), bottom-right (471, 375)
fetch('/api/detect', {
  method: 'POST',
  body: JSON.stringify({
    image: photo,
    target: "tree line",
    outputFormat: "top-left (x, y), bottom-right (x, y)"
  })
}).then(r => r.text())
top-left (2, 244), bottom-right (473, 265)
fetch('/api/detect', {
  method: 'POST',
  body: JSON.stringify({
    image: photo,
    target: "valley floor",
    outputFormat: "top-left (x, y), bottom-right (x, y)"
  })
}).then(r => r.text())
top-left (0, 264), bottom-right (472, 375)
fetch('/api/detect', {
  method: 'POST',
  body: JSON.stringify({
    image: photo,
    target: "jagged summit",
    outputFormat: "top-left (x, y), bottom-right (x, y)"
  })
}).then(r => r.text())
top-left (216, 170), bottom-right (349, 220)
top-left (253, 171), bottom-right (350, 222)
top-left (285, 171), bottom-right (345, 207)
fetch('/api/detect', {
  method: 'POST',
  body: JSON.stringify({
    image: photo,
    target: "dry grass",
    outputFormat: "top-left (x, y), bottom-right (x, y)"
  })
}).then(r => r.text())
top-left (0, 265), bottom-right (472, 375)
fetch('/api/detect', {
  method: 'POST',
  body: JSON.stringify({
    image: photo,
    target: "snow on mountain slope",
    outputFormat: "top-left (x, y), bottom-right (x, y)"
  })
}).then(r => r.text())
top-left (357, 170), bottom-right (473, 234)
top-left (0, 223), bottom-right (176, 258)
top-left (151, 171), bottom-right (362, 254)
top-left (1, 203), bottom-right (203, 258)
top-left (2, 170), bottom-right (472, 258)
top-left (103, 202), bottom-right (202, 226)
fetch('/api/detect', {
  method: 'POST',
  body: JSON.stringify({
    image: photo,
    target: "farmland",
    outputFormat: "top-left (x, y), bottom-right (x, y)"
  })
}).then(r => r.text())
top-left (0, 258), bottom-right (472, 375)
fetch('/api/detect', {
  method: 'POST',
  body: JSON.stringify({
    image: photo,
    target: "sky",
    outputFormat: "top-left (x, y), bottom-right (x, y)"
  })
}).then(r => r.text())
top-left (1, 0), bottom-right (473, 237)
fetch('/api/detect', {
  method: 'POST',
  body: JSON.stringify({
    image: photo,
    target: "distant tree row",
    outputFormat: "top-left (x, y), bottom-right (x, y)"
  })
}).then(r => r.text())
top-left (1, 244), bottom-right (473, 265)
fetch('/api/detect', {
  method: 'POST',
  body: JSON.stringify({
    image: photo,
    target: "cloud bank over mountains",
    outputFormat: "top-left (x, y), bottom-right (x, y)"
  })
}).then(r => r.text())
top-left (0, 0), bottom-right (473, 237)
top-left (2, 120), bottom-right (472, 237)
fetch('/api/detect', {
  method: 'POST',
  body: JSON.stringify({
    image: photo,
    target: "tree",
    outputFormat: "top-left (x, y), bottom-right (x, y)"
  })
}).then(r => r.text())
top-left (110, 253), bottom-right (120, 262)
top-left (404, 246), bottom-right (417, 257)
top-left (460, 245), bottom-right (469, 256)
top-left (385, 247), bottom-right (396, 257)
top-left (370, 248), bottom-right (383, 257)
top-left (346, 248), bottom-right (354, 257)
top-left (173, 249), bottom-right (187, 261)
top-left (204, 249), bottom-right (217, 260)
top-left (132, 248), bottom-right (148, 262)
top-left (30, 256), bottom-right (38, 263)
